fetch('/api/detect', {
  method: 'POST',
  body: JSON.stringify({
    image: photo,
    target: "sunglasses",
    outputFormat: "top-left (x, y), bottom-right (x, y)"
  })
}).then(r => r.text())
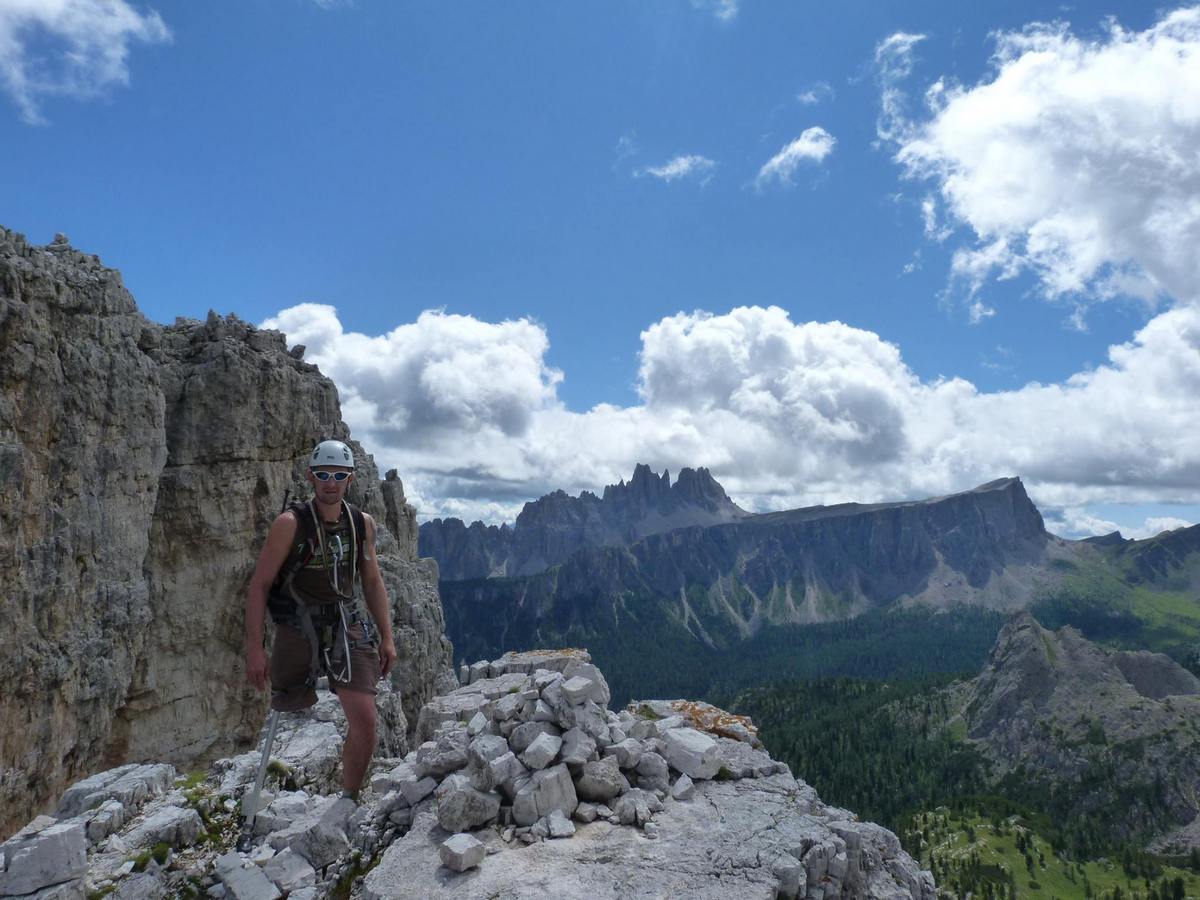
top-left (312, 471), bottom-right (352, 482)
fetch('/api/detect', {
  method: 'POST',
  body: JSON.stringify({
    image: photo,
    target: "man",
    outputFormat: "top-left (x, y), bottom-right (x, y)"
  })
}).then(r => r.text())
top-left (244, 440), bottom-right (399, 801)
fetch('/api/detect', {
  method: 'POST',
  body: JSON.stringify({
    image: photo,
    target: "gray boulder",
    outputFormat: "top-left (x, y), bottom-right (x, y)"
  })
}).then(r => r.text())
top-left (511, 764), bottom-right (577, 826)
top-left (547, 808), bottom-right (576, 838)
top-left (559, 728), bottom-right (596, 767)
top-left (435, 774), bottom-right (501, 833)
top-left (635, 752), bottom-right (670, 792)
top-left (509, 721), bottom-right (560, 753)
top-left (672, 774), bottom-right (695, 801)
top-left (662, 727), bottom-right (721, 780)
top-left (488, 753), bottom-right (529, 795)
top-left (521, 732), bottom-right (563, 771)
top-left (575, 757), bottom-right (630, 802)
top-left (214, 851), bottom-right (282, 900)
top-left (266, 796), bottom-right (355, 869)
top-left (603, 738), bottom-right (643, 770)
top-left (260, 848), bottom-right (316, 892)
top-left (401, 776), bottom-right (439, 806)
top-left (415, 727), bottom-right (469, 778)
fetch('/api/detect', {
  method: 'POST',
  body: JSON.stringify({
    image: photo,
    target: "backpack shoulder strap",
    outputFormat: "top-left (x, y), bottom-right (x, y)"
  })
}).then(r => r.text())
top-left (274, 500), bottom-right (319, 589)
top-left (346, 502), bottom-right (367, 582)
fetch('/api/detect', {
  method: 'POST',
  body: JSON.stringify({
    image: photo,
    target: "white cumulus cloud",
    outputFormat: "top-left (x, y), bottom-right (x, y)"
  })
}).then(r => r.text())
top-left (263, 303), bottom-right (1200, 526)
top-left (637, 154), bottom-right (716, 184)
top-left (756, 127), bottom-right (837, 188)
top-left (0, 0), bottom-right (170, 124)
top-left (881, 7), bottom-right (1200, 311)
top-left (260, 306), bottom-right (563, 453)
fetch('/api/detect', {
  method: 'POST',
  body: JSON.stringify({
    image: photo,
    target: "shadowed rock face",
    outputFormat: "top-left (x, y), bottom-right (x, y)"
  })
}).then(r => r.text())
top-left (0, 229), bottom-right (455, 838)
top-left (419, 463), bottom-right (748, 580)
top-left (439, 477), bottom-right (1053, 661)
top-left (960, 612), bottom-right (1200, 848)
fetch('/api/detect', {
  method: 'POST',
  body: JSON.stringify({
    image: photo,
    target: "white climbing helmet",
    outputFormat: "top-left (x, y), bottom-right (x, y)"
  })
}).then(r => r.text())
top-left (309, 439), bottom-right (354, 469)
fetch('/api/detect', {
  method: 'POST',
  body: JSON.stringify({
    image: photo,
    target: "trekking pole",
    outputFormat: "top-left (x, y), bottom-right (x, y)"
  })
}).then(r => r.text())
top-left (236, 707), bottom-right (281, 852)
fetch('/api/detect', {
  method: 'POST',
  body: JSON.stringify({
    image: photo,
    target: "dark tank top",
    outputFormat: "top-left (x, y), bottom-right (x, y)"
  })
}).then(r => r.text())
top-left (291, 508), bottom-right (357, 605)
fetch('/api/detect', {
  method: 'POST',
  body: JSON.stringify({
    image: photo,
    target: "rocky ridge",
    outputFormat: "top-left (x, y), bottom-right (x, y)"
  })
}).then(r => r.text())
top-left (0, 229), bottom-right (456, 837)
top-left (956, 612), bottom-right (1200, 849)
top-left (441, 477), bottom-right (1065, 665)
top-left (419, 463), bottom-right (747, 580)
top-left (0, 650), bottom-right (935, 899)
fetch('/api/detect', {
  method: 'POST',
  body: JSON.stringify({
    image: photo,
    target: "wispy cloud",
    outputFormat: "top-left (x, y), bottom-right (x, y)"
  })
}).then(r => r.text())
top-left (874, 31), bottom-right (925, 143)
top-left (796, 81), bottom-right (834, 105)
top-left (613, 130), bottom-right (639, 171)
top-left (637, 154), bottom-right (717, 184)
top-left (0, 0), bottom-right (171, 124)
top-left (755, 127), bottom-right (836, 188)
top-left (690, 0), bottom-right (737, 22)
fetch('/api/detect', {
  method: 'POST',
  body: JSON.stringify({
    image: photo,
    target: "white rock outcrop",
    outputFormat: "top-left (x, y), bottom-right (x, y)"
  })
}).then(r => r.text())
top-left (0, 648), bottom-right (935, 899)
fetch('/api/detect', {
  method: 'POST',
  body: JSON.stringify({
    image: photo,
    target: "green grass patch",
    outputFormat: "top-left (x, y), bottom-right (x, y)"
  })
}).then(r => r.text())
top-left (910, 806), bottom-right (1200, 900)
top-left (175, 770), bottom-right (208, 790)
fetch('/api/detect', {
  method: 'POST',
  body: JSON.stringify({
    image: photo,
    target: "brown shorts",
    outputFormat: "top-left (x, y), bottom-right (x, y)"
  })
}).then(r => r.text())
top-left (270, 621), bottom-right (381, 712)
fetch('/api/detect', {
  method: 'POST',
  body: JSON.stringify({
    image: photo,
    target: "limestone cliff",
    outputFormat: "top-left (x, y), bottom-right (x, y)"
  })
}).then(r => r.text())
top-left (0, 229), bottom-right (455, 839)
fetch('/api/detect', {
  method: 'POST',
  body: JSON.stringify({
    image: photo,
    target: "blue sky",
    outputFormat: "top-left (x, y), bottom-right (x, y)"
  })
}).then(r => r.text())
top-left (3, 0), bottom-right (1199, 537)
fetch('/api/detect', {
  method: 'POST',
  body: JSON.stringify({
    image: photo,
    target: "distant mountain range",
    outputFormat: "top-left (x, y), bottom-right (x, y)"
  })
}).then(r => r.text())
top-left (421, 465), bottom-right (1200, 854)
top-left (425, 467), bottom-right (1068, 660)
top-left (424, 466), bottom-right (1200, 687)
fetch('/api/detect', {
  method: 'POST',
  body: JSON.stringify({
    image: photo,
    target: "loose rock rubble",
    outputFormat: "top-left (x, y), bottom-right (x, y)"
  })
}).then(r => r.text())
top-left (0, 650), bottom-right (935, 899)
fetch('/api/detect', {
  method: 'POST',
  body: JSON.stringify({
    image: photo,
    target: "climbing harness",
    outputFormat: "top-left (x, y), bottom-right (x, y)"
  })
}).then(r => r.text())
top-left (266, 497), bottom-right (378, 689)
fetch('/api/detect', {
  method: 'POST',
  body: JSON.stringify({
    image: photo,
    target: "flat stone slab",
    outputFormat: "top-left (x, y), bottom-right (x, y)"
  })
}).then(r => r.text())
top-left (55, 764), bottom-right (175, 819)
top-left (0, 821), bottom-right (87, 895)
top-left (215, 851), bottom-right (283, 900)
top-left (362, 774), bottom-right (934, 900)
top-left (123, 805), bottom-right (204, 849)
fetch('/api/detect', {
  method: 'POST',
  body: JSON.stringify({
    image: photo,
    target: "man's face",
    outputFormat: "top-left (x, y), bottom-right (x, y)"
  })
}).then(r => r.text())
top-left (307, 466), bottom-right (354, 504)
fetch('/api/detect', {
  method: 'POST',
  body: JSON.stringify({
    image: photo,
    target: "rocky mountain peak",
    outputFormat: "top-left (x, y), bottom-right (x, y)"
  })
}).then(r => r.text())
top-left (422, 465), bottom-right (748, 580)
top-left (959, 613), bottom-right (1200, 849)
top-left (672, 465), bottom-right (736, 509)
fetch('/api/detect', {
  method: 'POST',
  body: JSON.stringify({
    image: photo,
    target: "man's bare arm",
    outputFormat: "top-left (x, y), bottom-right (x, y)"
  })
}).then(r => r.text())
top-left (244, 511), bottom-right (297, 690)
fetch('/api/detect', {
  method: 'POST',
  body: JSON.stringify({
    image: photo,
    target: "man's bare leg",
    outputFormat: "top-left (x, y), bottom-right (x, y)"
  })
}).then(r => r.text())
top-left (337, 688), bottom-right (377, 797)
